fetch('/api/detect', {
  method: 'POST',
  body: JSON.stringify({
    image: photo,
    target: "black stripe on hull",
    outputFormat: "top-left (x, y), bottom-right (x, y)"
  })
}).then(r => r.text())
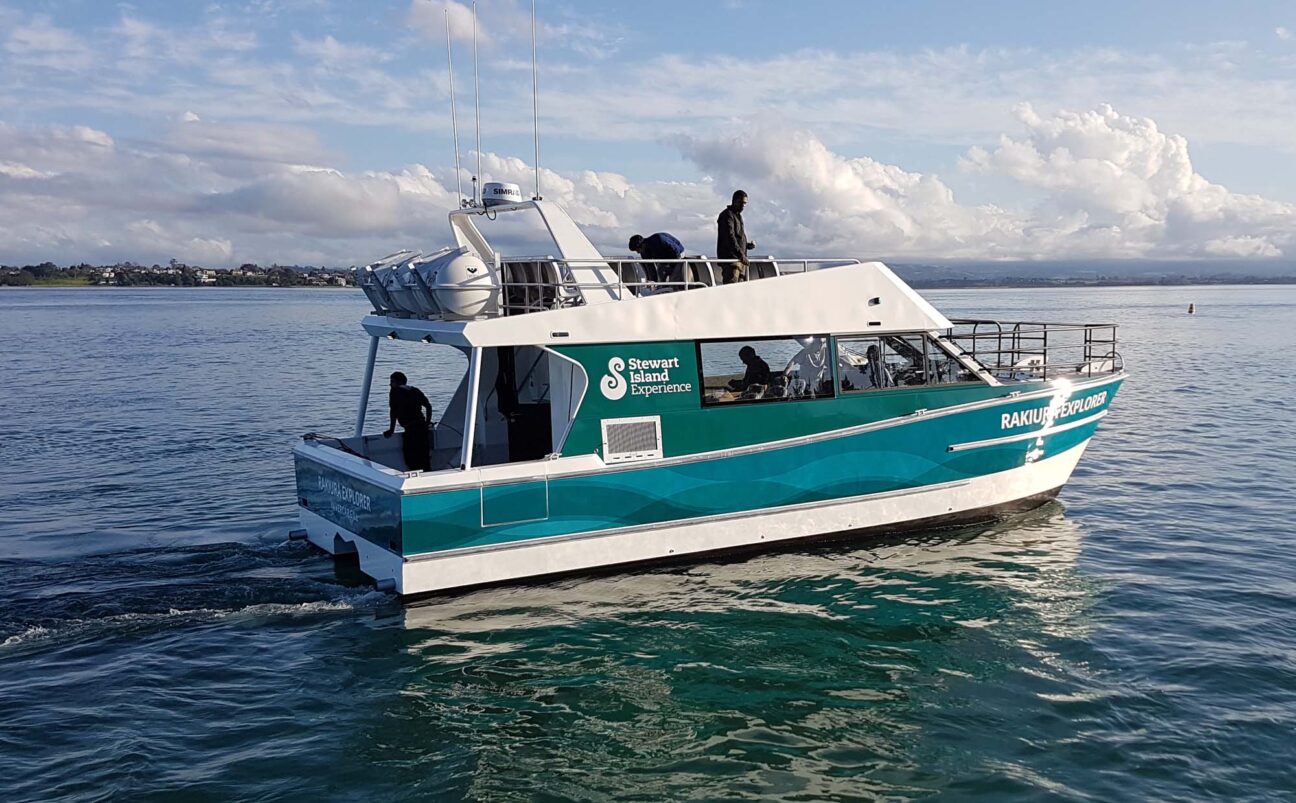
top-left (394, 485), bottom-right (1065, 603)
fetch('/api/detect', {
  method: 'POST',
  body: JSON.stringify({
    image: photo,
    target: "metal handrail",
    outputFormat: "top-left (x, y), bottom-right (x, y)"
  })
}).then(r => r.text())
top-left (488, 255), bottom-right (864, 315)
top-left (358, 254), bottom-right (865, 317)
top-left (943, 319), bottom-right (1122, 380)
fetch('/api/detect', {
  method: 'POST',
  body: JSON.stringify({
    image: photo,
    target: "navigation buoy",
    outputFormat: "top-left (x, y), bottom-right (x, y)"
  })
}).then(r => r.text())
top-left (1188, 303), bottom-right (1195, 314)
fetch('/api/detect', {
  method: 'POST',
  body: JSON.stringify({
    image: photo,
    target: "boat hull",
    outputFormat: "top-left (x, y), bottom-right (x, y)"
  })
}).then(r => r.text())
top-left (295, 374), bottom-right (1119, 596)
top-left (329, 439), bottom-right (1085, 597)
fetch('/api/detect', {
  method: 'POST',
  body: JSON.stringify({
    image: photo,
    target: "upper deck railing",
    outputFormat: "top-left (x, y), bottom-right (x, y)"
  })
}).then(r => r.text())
top-left (357, 252), bottom-right (863, 320)
top-left (944, 319), bottom-right (1123, 380)
top-left (493, 255), bottom-right (863, 315)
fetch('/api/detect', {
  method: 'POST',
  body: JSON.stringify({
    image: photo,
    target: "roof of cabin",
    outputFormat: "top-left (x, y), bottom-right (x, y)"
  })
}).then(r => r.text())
top-left (363, 261), bottom-right (953, 347)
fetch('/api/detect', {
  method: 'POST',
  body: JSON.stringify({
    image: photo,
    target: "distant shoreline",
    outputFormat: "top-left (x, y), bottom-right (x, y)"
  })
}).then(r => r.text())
top-left (0, 283), bottom-right (352, 290)
top-left (4, 278), bottom-right (1296, 291)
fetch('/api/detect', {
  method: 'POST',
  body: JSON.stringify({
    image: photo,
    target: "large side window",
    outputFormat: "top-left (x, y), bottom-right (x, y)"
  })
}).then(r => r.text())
top-left (838, 334), bottom-right (979, 392)
top-left (699, 336), bottom-right (834, 405)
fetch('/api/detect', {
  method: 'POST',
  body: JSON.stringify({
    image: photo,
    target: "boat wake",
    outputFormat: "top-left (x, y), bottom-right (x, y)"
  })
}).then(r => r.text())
top-left (0, 538), bottom-right (391, 654)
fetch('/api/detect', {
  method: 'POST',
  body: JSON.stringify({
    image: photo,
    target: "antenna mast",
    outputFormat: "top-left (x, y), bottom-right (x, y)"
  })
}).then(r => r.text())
top-left (444, 10), bottom-right (464, 206)
top-left (531, 0), bottom-right (541, 199)
top-left (472, 0), bottom-right (482, 207)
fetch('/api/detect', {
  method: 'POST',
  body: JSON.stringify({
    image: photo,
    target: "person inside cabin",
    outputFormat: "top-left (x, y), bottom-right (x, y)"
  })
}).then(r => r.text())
top-left (716, 190), bottom-right (755, 284)
top-left (784, 336), bottom-right (830, 397)
top-left (727, 345), bottom-right (772, 394)
top-left (628, 232), bottom-right (685, 289)
top-left (383, 371), bottom-right (433, 471)
top-left (865, 345), bottom-right (894, 389)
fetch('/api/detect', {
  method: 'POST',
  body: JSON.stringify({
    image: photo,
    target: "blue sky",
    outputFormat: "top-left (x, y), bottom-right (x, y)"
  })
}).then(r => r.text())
top-left (2, 0), bottom-right (1295, 265)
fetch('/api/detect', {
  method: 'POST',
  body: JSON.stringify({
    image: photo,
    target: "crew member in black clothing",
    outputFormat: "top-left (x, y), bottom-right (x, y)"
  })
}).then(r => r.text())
top-left (865, 345), bottom-right (894, 389)
top-left (628, 232), bottom-right (686, 287)
top-left (383, 371), bottom-right (433, 471)
top-left (727, 345), bottom-right (772, 393)
top-left (716, 189), bottom-right (755, 284)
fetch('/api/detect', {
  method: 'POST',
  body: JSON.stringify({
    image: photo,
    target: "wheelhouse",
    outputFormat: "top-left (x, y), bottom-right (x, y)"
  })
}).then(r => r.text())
top-left (308, 322), bottom-right (1120, 477)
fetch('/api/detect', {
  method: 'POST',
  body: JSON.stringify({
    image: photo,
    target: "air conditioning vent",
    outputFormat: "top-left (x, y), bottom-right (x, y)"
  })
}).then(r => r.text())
top-left (601, 416), bottom-right (662, 463)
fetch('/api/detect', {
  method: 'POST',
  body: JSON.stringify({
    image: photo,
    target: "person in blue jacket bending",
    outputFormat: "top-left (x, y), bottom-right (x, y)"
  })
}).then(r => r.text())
top-left (628, 231), bottom-right (685, 289)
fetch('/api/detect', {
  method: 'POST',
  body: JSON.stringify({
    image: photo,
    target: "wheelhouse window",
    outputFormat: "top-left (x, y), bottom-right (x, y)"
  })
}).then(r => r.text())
top-left (838, 334), bottom-right (979, 392)
top-left (925, 337), bottom-right (981, 384)
top-left (699, 336), bottom-right (834, 405)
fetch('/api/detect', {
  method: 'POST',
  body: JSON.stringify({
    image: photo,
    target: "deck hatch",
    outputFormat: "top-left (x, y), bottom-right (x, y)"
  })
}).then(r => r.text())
top-left (601, 415), bottom-right (663, 463)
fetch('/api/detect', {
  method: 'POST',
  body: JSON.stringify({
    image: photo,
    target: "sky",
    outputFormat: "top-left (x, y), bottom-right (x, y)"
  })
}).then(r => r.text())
top-left (2, 0), bottom-right (1296, 267)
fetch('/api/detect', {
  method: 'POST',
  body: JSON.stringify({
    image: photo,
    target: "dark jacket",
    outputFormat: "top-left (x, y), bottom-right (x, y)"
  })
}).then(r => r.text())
top-left (640, 232), bottom-right (687, 286)
top-left (716, 206), bottom-right (748, 261)
top-left (389, 384), bottom-right (431, 429)
top-left (742, 356), bottom-right (772, 388)
top-left (729, 356), bottom-right (772, 391)
top-left (641, 232), bottom-right (684, 260)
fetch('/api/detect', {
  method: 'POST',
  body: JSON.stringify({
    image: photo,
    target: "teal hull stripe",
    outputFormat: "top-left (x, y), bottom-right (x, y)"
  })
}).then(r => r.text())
top-left (396, 384), bottom-right (1118, 556)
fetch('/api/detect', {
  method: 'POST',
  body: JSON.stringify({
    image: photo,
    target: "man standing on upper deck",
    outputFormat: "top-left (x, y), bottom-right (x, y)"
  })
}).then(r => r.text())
top-left (384, 371), bottom-right (433, 471)
top-left (716, 190), bottom-right (755, 284)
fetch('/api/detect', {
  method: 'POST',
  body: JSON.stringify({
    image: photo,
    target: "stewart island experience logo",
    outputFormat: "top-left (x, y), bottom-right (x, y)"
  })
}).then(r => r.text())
top-left (599, 355), bottom-right (692, 400)
top-left (600, 357), bottom-right (628, 400)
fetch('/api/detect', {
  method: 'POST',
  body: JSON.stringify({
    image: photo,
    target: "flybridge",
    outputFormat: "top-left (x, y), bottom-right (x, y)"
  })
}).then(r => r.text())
top-left (351, 198), bottom-right (973, 352)
top-left (355, 198), bottom-right (875, 326)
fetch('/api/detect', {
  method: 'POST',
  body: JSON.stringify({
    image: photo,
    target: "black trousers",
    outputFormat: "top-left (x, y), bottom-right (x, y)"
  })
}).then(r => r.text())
top-left (402, 426), bottom-right (431, 471)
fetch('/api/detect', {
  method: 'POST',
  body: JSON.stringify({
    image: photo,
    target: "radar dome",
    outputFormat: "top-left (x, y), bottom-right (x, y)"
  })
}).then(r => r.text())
top-left (482, 182), bottom-right (524, 208)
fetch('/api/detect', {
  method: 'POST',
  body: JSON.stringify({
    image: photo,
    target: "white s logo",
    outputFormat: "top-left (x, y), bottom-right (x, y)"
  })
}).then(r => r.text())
top-left (600, 357), bottom-right (627, 400)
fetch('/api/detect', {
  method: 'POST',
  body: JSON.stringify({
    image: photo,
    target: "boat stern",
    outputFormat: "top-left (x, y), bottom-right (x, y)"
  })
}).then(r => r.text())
top-left (293, 448), bottom-right (407, 592)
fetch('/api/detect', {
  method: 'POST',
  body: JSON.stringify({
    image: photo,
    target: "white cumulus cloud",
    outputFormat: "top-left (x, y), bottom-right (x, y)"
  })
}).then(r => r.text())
top-left (1, 106), bottom-right (1294, 267)
top-left (672, 123), bottom-right (1020, 258)
top-left (407, 0), bottom-right (480, 44)
top-left (961, 103), bottom-right (1296, 257)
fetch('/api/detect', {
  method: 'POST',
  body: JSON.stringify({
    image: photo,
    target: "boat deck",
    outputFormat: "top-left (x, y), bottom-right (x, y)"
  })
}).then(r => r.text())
top-left (358, 250), bottom-right (865, 322)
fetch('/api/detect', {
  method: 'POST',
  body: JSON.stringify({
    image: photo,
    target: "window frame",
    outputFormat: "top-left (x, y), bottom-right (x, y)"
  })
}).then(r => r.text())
top-left (835, 331), bottom-right (986, 394)
top-left (695, 333), bottom-right (838, 408)
top-left (922, 333), bottom-right (984, 387)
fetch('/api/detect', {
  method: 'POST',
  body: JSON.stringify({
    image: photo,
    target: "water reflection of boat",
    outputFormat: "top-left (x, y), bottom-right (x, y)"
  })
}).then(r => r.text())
top-left (393, 503), bottom-right (1088, 635)
top-left (292, 190), bottom-right (1124, 597)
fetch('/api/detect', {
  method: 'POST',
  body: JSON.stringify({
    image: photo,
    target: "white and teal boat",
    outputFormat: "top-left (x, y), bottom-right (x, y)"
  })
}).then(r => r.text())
top-left (292, 188), bottom-right (1125, 597)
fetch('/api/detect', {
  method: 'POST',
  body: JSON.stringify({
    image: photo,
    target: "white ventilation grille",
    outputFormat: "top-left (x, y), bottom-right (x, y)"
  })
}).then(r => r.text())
top-left (601, 416), bottom-right (663, 463)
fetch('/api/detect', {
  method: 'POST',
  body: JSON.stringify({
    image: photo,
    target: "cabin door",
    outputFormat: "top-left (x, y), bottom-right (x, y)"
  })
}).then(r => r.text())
top-left (497, 346), bottom-right (553, 463)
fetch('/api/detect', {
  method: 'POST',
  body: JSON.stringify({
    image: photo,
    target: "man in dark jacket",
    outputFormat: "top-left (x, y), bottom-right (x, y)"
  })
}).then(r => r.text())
top-left (716, 189), bottom-right (755, 284)
top-left (727, 345), bottom-right (772, 393)
top-left (383, 371), bottom-right (433, 471)
top-left (628, 232), bottom-right (685, 287)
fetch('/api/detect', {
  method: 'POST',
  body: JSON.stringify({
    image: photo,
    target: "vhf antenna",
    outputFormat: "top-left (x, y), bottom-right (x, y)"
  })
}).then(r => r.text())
top-left (472, 0), bottom-right (482, 208)
top-left (444, 9), bottom-right (464, 206)
top-left (531, 0), bottom-right (542, 200)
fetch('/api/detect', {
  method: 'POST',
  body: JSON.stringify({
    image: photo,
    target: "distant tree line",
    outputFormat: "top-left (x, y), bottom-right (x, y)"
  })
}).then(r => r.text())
top-left (0, 260), bottom-right (353, 287)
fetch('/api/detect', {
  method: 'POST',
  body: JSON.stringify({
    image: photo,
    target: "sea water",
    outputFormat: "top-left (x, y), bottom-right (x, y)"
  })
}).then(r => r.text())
top-left (1, 285), bottom-right (1293, 801)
